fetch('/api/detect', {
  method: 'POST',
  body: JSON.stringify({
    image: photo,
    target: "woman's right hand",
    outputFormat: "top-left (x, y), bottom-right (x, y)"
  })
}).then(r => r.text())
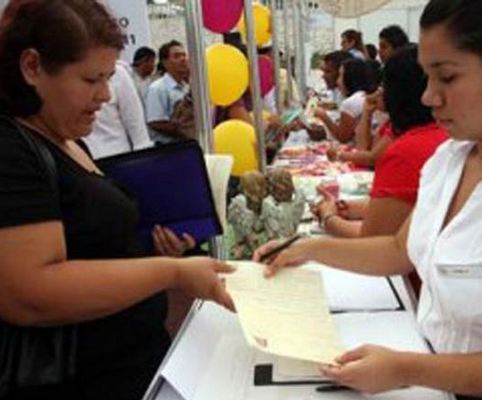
top-left (253, 238), bottom-right (318, 278)
top-left (175, 257), bottom-right (235, 311)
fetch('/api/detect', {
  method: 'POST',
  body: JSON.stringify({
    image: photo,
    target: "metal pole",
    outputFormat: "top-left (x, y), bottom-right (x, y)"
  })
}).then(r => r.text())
top-left (294, 0), bottom-right (307, 101)
top-left (184, 1), bottom-right (224, 259)
top-left (184, 0), bottom-right (213, 153)
top-left (243, 0), bottom-right (267, 172)
top-left (269, 0), bottom-right (282, 113)
top-left (283, 0), bottom-right (293, 105)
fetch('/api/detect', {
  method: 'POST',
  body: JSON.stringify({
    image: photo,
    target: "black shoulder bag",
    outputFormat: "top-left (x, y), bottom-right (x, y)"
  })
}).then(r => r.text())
top-left (0, 117), bottom-right (77, 398)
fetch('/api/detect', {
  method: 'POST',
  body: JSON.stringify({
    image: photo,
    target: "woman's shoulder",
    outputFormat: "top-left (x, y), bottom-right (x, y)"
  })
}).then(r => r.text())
top-left (340, 91), bottom-right (365, 117)
top-left (422, 139), bottom-right (472, 172)
top-left (0, 117), bottom-right (38, 159)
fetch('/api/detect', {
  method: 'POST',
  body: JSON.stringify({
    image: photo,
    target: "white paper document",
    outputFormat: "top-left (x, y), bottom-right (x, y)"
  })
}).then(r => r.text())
top-left (226, 261), bottom-right (345, 364)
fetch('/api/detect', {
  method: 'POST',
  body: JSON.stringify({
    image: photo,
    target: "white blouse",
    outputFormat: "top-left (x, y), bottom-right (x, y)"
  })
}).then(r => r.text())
top-left (408, 139), bottom-right (482, 353)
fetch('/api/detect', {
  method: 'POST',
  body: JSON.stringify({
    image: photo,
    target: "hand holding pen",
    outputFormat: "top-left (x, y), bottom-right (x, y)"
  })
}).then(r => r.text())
top-left (253, 234), bottom-right (319, 278)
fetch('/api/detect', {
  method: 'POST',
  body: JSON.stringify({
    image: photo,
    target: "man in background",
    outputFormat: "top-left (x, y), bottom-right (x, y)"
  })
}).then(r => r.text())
top-left (145, 40), bottom-right (190, 143)
top-left (82, 62), bottom-right (153, 159)
top-left (320, 50), bottom-right (353, 107)
top-left (131, 46), bottom-right (156, 105)
top-left (378, 25), bottom-right (409, 65)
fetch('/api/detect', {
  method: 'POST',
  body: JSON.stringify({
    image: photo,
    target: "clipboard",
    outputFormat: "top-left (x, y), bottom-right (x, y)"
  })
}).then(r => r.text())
top-left (254, 364), bottom-right (332, 386)
top-left (97, 140), bottom-right (222, 252)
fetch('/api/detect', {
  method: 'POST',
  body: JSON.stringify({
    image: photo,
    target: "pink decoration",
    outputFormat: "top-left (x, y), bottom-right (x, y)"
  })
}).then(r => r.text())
top-left (258, 55), bottom-right (274, 97)
top-left (202, 0), bottom-right (244, 34)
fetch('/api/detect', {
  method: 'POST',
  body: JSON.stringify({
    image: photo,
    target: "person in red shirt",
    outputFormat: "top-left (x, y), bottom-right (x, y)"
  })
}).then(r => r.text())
top-left (313, 45), bottom-right (448, 239)
top-left (312, 45), bottom-right (447, 296)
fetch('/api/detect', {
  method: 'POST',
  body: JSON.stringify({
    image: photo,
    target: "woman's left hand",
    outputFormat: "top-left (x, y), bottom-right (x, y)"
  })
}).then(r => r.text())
top-left (311, 186), bottom-right (337, 222)
top-left (152, 225), bottom-right (196, 257)
top-left (321, 345), bottom-right (408, 394)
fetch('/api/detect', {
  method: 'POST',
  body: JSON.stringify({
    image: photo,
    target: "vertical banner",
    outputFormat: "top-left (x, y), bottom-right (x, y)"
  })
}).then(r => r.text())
top-left (105, 0), bottom-right (151, 64)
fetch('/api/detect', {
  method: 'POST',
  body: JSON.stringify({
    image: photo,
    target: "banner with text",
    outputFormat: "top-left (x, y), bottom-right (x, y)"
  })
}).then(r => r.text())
top-left (105, 0), bottom-right (152, 64)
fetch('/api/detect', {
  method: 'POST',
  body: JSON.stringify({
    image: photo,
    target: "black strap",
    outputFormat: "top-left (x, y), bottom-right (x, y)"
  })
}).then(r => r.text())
top-left (0, 116), bottom-right (58, 192)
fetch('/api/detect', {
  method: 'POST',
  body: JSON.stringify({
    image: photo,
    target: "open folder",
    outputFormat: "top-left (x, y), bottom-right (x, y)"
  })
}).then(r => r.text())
top-left (97, 141), bottom-right (222, 252)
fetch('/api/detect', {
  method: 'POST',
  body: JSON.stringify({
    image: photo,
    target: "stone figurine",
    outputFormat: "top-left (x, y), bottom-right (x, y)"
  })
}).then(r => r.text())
top-left (228, 168), bottom-right (305, 259)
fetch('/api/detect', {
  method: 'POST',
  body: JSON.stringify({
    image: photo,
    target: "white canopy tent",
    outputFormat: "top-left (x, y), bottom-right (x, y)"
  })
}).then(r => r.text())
top-left (318, 0), bottom-right (392, 18)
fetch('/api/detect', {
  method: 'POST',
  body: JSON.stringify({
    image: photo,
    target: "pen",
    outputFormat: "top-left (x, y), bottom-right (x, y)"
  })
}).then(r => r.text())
top-left (259, 234), bottom-right (303, 262)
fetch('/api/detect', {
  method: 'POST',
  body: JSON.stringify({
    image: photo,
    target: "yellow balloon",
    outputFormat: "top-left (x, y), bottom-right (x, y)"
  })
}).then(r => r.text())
top-left (213, 120), bottom-right (259, 177)
top-left (206, 44), bottom-right (249, 106)
top-left (238, 2), bottom-right (272, 47)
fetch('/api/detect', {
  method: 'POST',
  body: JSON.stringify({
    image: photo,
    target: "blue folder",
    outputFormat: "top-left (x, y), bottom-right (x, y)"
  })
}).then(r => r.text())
top-left (97, 140), bottom-right (222, 252)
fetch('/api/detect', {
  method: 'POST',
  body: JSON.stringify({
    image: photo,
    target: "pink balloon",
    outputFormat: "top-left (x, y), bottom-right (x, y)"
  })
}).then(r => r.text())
top-left (202, 0), bottom-right (244, 34)
top-left (258, 55), bottom-right (274, 97)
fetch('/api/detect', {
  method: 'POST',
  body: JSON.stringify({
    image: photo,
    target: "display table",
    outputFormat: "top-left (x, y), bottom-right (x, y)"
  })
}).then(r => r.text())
top-left (143, 269), bottom-right (453, 400)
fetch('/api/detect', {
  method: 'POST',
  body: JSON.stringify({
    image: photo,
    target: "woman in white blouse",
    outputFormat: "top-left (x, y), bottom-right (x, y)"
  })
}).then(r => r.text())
top-left (254, 0), bottom-right (482, 397)
top-left (315, 58), bottom-right (375, 143)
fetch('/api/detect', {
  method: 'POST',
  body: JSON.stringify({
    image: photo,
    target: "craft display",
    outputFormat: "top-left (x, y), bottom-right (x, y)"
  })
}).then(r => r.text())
top-left (228, 169), bottom-right (305, 259)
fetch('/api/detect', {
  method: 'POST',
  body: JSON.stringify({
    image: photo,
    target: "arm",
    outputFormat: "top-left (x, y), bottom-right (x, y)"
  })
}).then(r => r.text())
top-left (360, 197), bottom-right (413, 237)
top-left (0, 222), bottom-right (232, 327)
top-left (316, 109), bottom-right (357, 143)
top-left (228, 103), bottom-right (253, 125)
top-left (322, 345), bottom-right (482, 395)
top-left (254, 213), bottom-right (414, 277)
top-left (310, 192), bottom-right (362, 238)
top-left (148, 120), bottom-right (179, 135)
top-left (145, 82), bottom-right (179, 135)
top-left (354, 108), bottom-right (374, 150)
top-left (338, 135), bottom-right (392, 167)
top-left (342, 198), bottom-right (369, 220)
top-left (324, 215), bottom-right (362, 238)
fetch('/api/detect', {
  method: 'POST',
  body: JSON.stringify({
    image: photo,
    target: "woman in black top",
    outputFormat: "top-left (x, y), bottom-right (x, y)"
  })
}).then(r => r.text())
top-left (0, 1), bottom-right (233, 399)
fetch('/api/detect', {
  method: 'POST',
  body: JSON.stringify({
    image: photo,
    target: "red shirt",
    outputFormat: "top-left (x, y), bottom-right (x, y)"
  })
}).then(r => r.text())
top-left (370, 122), bottom-right (448, 204)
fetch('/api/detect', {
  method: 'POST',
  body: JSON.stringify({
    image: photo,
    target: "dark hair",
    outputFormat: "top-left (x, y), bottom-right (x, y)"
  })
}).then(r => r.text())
top-left (420, 0), bottom-right (482, 59)
top-left (366, 59), bottom-right (383, 87)
top-left (132, 46), bottom-right (155, 66)
top-left (0, 0), bottom-right (124, 117)
top-left (341, 29), bottom-right (365, 52)
top-left (379, 25), bottom-right (409, 50)
top-left (323, 50), bottom-right (353, 70)
top-left (383, 45), bottom-right (434, 135)
top-left (365, 43), bottom-right (378, 60)
top-left (341, 58), bottom-right (375, 97)
top-left (222, 32), bottom-right (247, 56)
top-left (157, 40), bottom-right (182, 74)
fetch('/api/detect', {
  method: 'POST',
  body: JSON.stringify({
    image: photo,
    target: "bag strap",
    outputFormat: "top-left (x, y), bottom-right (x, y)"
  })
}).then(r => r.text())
top-left (0, 116), bottom-right (58, 192)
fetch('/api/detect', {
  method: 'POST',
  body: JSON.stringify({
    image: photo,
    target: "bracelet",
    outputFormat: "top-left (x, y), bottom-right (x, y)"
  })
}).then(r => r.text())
top-left (321, 213), bottom-right (338, 227)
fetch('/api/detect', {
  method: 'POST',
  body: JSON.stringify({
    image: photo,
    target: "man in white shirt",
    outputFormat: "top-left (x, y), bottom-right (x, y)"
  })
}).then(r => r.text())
top-left (83, 62), bottom-right (153, 159)
top-left (320, 51), bottom-right (353, 107)
top-left (145, 40), bottom-right (190, 144)
top-left (131, 46), bottom-right (156, 106)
